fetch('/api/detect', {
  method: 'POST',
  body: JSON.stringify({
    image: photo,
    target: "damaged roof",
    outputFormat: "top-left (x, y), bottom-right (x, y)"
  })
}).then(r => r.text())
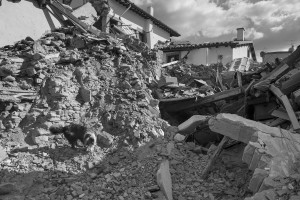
top-left (113, 0), bottom-right (181, 37)
top-left (159, 40), bottom-right (257, 61)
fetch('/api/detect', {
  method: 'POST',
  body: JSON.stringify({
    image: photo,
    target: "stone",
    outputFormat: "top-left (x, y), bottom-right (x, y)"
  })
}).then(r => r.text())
top-left (52, 32), bottom-right (66, 40)
top-left (157, 160), bottom-right (173, 200)
top-left (158, 76), bottom-right (178, 88)
top-left (26, 67), bottom-right (36, 76)
top-left (259, 177), bottom-right (286, 192)
top-left (249, 148), bottom-right (263, 170)
top-left (242, 143), bottom-right (256, 165)
top-left (166, 142), bottom-right (174, 155)
top-left (149, 99), bottom-right (159, 107)
top-left (3, 75), bottom-right (15, 82)
top-left (97, 131), bottom-right (114, 148)
top-left (178, 115), bottom-right (209, 135)
top-left (0, 183), bottom-right (17, 195)
top-left (35, 128), bottom-right (48, 136)
top-left (174, 134), bottom-right (185, 142)
top-left (289, 195), bottom-right (300, 200)
top-left (248, 168), bottom-right (269, 193)
top-left (34, 135), bottom-right (49, 145)
top-left (0, 145), bottom-right (8, 162)
top-left (80, 87), bottom-right (92, 102)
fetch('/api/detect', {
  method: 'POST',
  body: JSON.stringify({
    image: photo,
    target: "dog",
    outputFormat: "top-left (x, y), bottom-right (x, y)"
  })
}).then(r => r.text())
top-left (49, 123), bottom-right (96, 152)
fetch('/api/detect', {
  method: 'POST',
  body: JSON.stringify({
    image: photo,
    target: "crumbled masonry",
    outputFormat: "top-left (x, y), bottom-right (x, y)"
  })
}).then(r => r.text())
top-left (1, 3), bottom-right (300, 200)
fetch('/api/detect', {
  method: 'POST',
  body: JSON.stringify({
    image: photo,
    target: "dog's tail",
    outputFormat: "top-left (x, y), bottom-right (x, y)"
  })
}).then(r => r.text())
top-left (49, 124), bottom-right (67, 135)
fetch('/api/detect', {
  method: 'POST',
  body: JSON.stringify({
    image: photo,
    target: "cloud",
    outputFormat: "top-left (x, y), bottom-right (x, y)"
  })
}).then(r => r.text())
top-left (131, 0), bottom-right (300, 60)
top-left (245, 28), bottom-right (264, 40)
top-left (271, 25), bottom-right (283, 32)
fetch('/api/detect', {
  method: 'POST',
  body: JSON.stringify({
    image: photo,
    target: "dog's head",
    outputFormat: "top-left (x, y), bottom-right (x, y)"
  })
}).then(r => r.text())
top-left (83, 131), bottom-right (96, 152)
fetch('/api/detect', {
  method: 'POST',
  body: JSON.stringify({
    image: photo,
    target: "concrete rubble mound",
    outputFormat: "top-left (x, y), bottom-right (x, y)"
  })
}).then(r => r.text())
top-left (0, 2), bottom-right (300, 200)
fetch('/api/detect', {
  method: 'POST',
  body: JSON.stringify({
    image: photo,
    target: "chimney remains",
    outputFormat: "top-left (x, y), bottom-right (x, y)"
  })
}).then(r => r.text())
top-left (147, 6), bottom-right (154, 16)
top-left (236, 28), bottom-right (245, 41)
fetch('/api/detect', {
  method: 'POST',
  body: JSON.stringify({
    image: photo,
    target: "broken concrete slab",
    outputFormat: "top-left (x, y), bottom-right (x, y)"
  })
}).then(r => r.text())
top-left (178, 115), bottom-right (209, 135)
top-left (248, 168), bottom-right (269, 193)
top-left (209, 113), bottom-right (300, 197)
top-left (208, 113), bottom-right (300, 144)
top-left (157, 160), bottom-right (173, 200)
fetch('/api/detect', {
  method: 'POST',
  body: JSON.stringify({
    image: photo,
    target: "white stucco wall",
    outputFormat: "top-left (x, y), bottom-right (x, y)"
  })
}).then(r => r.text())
top-left (109, 0), bottom-right (145, 32)
top-left (207, 46), bottom-right (233, 65)
top-left (152, 25), bottom-right (171, 48)
top-left (183, 49), bottom-right (207, 65)
top-left (233, 46), bottom-right (248, 60)
top-left (263, 52), bottom-right (290, 63)
top-left (109, 0), bottom-right (171, 48)
top-left (0, 0), bottom-right (62, 47)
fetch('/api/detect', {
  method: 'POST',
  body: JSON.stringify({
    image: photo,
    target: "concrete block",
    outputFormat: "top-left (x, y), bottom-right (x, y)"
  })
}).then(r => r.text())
top-left (158, 76), bottom-right (178, 88)
top-left (257, 154), bottom-right (272, 169)
top-left (258, 177), bottom-right (285, 192)
top-left (242, 143), bottom-right (256, 165)
top-left (249, 148), bottom-right (263, 171)
top-left (248, 168), bottom-right (269, 193)
top-left (80, 87), bottom-right (92, 102)
top-left (157, 160), bottom-right (173, 200)
top-left (209, 113), bottom-right (296, 143)
top-left (173, 134), bottom-right (185, 142)
top-left (178, 115), bottom-right (209, 135)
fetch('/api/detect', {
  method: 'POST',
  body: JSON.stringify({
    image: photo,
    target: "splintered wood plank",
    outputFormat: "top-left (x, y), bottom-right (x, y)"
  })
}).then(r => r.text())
top-left (269, 85), bottom-right (300, 131)
top-left (160, 87), bottom-right (244, 112)
top-left (201, 136), bottom-right (229, 179)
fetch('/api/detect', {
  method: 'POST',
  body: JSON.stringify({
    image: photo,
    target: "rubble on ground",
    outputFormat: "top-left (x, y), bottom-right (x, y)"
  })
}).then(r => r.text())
top-left (1, 2), bottom-right (300, 200)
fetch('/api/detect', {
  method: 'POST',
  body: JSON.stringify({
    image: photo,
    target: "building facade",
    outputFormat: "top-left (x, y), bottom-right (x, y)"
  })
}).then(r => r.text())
top-left (260, 48), bottom-right (293, 64)
top-left (67, 0), bottom-right (180, 49)
top-left (160, 28), bottom-right (257, 66)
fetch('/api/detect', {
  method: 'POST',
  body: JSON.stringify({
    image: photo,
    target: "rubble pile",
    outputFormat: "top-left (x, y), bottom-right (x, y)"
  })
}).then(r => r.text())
top-left (0, 26), bottom-right (164, 148)
top-left (156, 62), bottom-right (216, 99)
top-left (157, 45), bottom-right (300, 199)
top-left (1, 3), bottom-right (300, 198)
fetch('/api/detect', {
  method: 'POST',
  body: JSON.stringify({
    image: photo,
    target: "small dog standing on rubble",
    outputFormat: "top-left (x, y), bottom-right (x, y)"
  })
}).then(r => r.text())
top-left (49, 123), bottom-right (96, 152)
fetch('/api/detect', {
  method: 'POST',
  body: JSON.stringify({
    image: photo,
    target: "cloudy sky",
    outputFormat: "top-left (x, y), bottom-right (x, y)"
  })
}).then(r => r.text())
top-left (131, 0), bottom-right (300, 61)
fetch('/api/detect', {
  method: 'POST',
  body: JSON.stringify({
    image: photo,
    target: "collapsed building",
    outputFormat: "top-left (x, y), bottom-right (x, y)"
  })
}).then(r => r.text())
top-left (0, 0), bottom-right (300, 200)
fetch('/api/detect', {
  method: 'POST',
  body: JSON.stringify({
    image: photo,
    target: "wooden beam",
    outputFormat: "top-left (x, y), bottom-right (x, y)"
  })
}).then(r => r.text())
top-left (253, 45), bottom-right (300, 91)
top-left (202, 136), bottom-right (229, 179)
top-left (269, 85), bottom-right (300, 131)
top-left (159, 87), bottom-right (244, 112)
top-left (50, 0), bottom-right (101, 36)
